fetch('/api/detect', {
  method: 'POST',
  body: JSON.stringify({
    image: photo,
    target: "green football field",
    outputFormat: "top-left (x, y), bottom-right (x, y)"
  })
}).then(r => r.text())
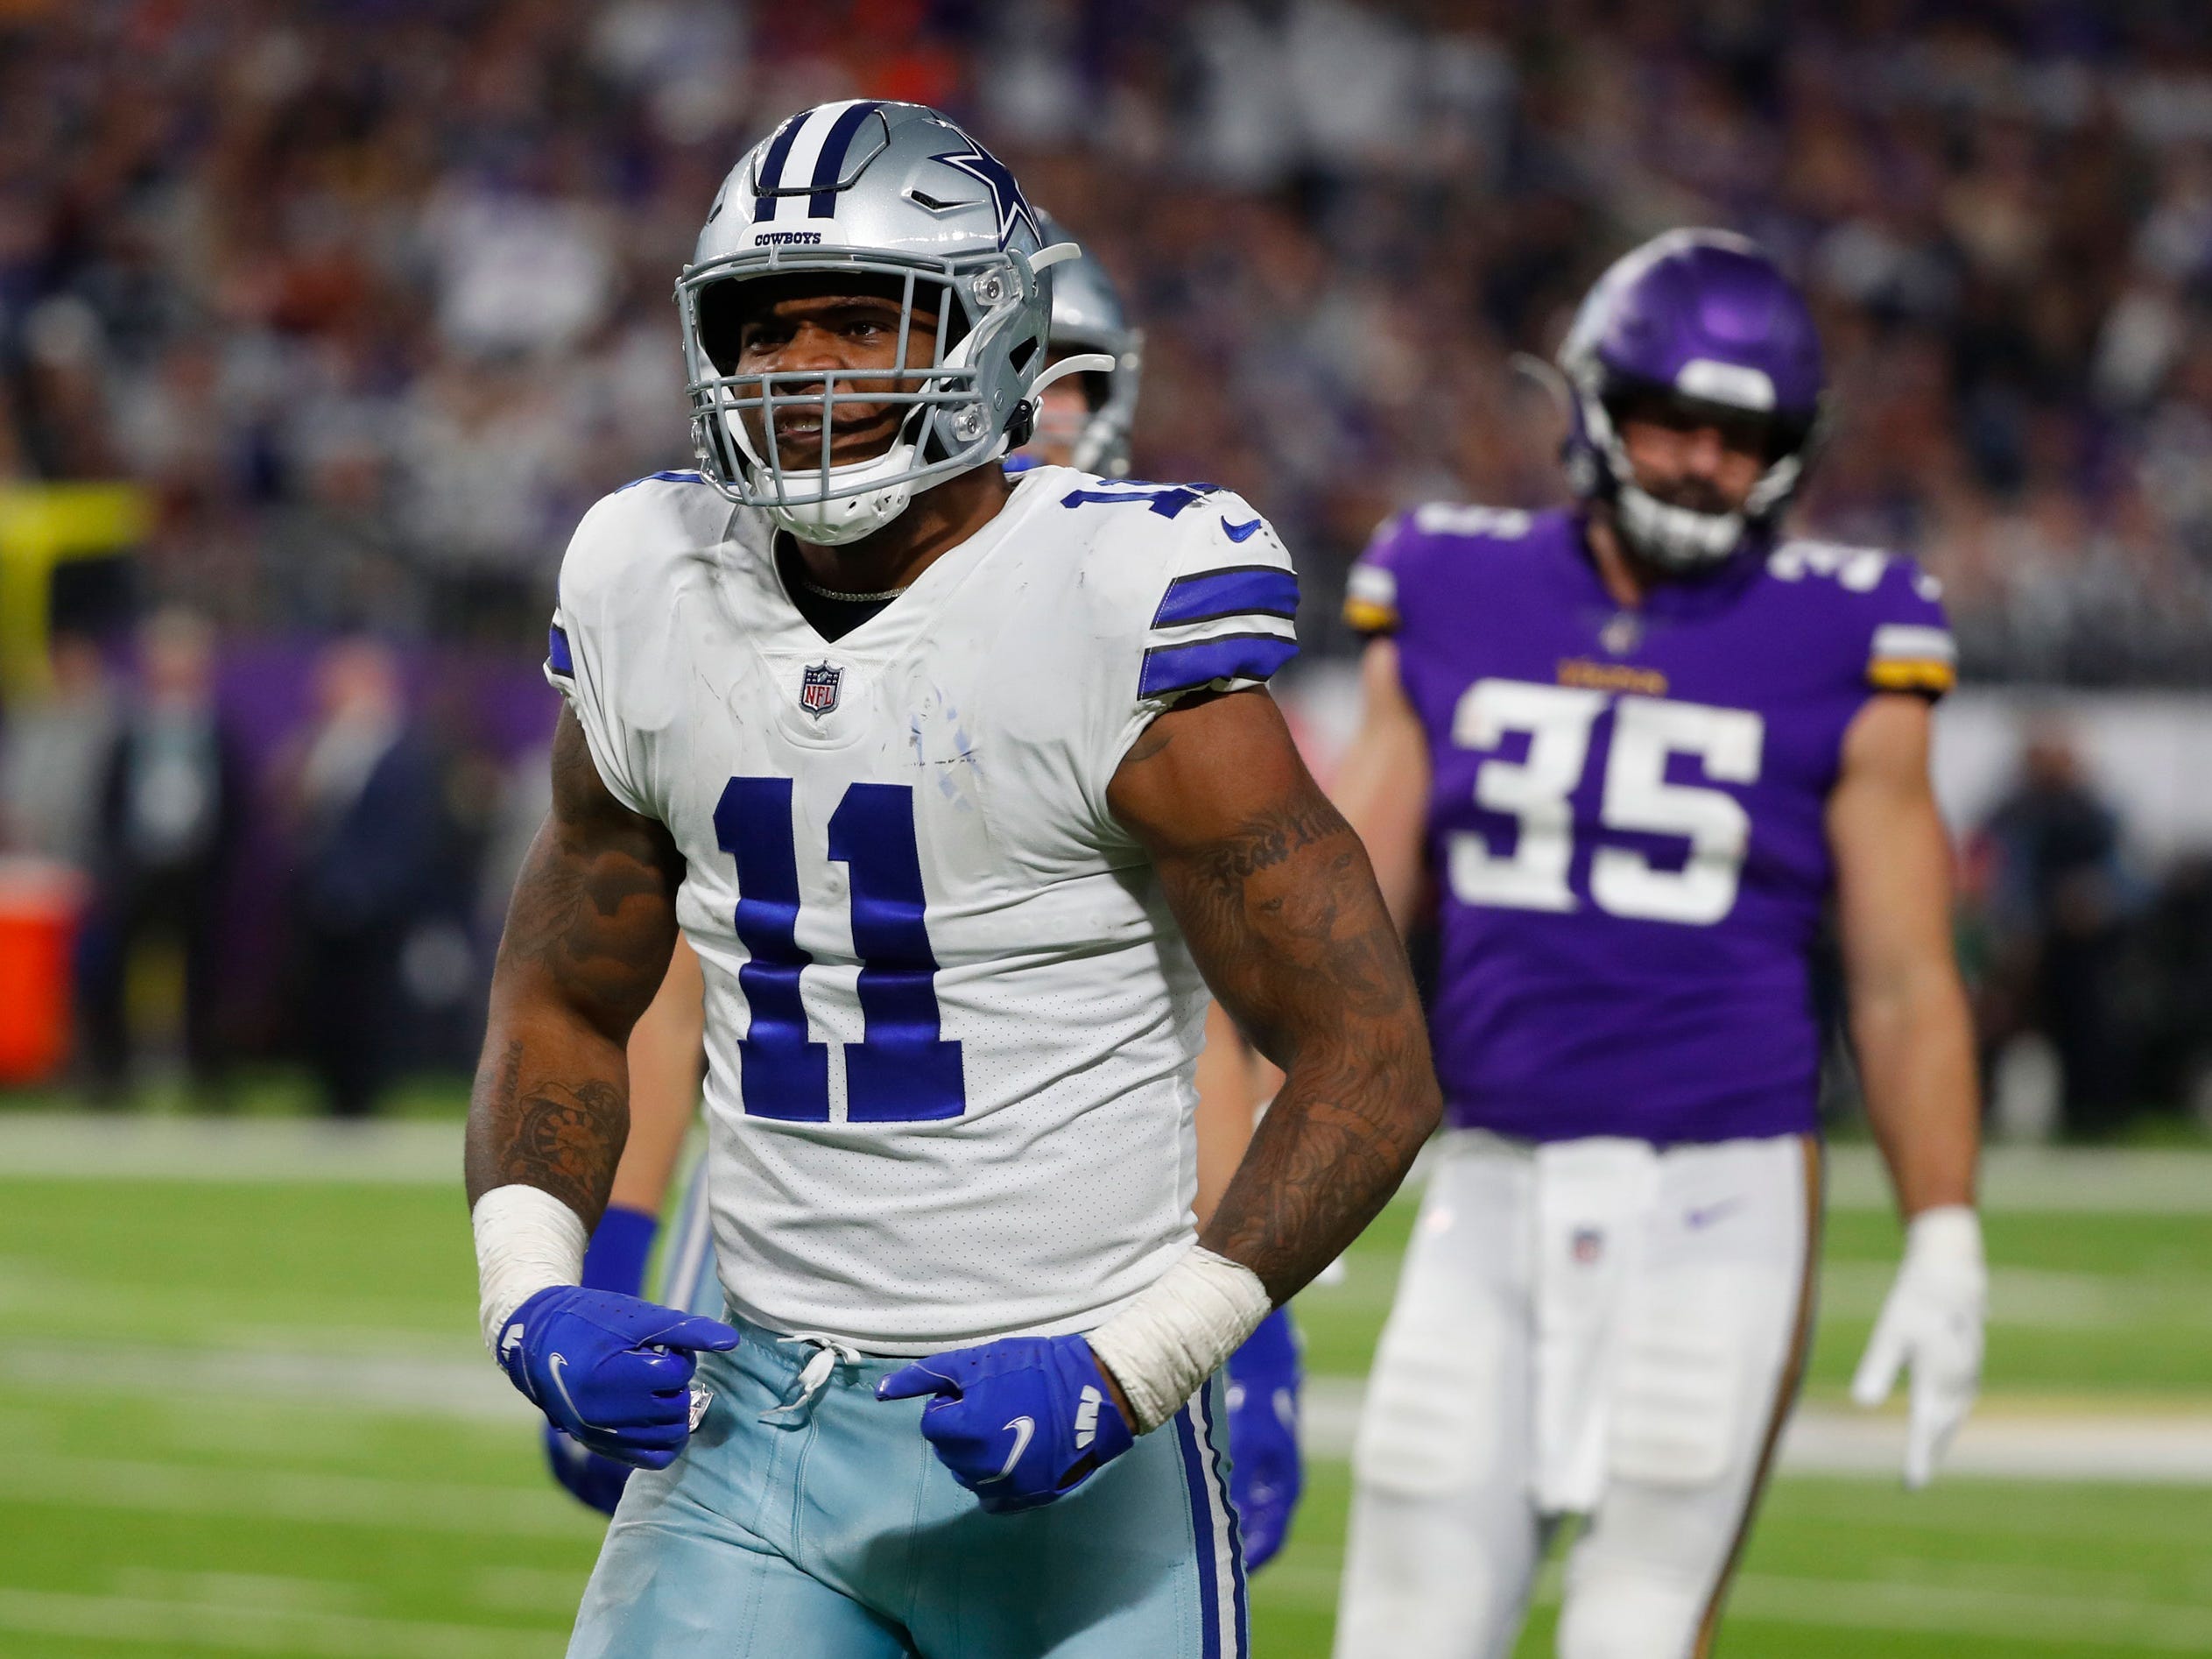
top-left (3, 1112), bottom-right (2209, 1657)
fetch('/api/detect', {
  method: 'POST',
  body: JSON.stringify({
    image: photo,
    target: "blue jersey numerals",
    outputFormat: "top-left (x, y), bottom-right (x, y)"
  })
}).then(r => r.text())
top-left (1058, 481), bottom-right (1215, 518)
top-left (714, 778), bottom-right (964, 1123)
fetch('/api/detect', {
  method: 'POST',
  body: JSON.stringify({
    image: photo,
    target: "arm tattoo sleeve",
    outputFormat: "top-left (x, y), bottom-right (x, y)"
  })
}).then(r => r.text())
top-left (1127, 702), bottom-right (1441, 1304)
top-left (463, 712), bottom-right (684, 1218)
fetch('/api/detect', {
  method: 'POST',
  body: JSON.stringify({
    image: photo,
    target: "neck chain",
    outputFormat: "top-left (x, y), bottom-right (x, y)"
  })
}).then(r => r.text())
top-left (796, 574), bottom-right (910, 604)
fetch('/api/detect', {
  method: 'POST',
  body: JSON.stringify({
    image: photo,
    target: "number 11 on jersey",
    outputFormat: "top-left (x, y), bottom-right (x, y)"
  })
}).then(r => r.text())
top-left (714, 778), bottom-right (966, 1123)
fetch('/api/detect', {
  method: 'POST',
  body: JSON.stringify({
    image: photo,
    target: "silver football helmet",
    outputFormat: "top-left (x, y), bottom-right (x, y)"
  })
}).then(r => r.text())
top-left (1032, 211), bottom-right (1144, 477)
top-left (678, 101), bottom-right (1095, 545)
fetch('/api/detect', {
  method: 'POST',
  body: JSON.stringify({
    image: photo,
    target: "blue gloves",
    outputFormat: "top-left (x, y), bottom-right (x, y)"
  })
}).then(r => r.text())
top-left (539, 1205), bottom-right (671, 1513)
top-left (1226, 1306), bottom-right (1302, 1571)
top-left (877, 1335), bottom-right (1135, 1514)
top-left (500, 1281), bottom-right (738, 1473)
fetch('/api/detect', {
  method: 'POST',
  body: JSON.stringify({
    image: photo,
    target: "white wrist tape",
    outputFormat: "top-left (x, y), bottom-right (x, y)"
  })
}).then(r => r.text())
top-left (472, 1184), bottom-right (589, 1354)
top-left (1904, 1204), bottom-right (1985, 1274)
top-left (1088, 1246), bottom-right (1272, 1435)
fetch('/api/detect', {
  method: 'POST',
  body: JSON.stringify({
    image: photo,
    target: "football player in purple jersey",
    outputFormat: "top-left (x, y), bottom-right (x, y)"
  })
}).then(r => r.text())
top-left (1329, 230), bottom-right (1984, 1659)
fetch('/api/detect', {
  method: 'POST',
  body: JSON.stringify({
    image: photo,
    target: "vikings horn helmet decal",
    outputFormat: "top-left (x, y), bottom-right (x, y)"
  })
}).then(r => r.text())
top-left (1559, 229), bottom-right (1826, 571)
top-left (678, 102), bottom-right (1088, 546)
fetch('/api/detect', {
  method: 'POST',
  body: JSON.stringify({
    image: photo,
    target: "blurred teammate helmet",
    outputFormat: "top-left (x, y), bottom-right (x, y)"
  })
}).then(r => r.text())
top-left (1033, 210), bottom-right (1143, 477)
top-left (678, 101), bottom-right (1084, 545)
top-left (1559, 229), bottom-right (1824, 571)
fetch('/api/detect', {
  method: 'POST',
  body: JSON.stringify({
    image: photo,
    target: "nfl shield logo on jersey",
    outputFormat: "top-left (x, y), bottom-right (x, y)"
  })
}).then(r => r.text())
top-left (799, 662), bottom-right (842, 719)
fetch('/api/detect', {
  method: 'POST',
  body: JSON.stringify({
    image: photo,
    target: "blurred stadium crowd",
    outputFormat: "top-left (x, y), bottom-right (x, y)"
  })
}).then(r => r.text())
top-left (4, 0), bottom-right (2212, 1121)
top-left (9, 1), bottom-right (2212, 666)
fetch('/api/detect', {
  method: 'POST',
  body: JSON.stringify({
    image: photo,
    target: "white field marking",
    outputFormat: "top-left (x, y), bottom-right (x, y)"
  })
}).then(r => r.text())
top-left (471, 1567), bottom-right (593, 1616)
top-left (1300, 1378), bottom-right (2212, 1483)
top-left (1753, 1480), bottom-right (2202, 1543)
top-left (7, 1110), bottom-right (2212, 1221)
top-left (1818, 1260), bottom-right (2212, 1330)
top-left (9, 1113), bottom-right (2212, 1211)
top-left (1, 1340), bottom-right (529, 1423)
top-left (0, 1272), bottom-right (479, 1356)
top-left (1715, 1572), bottom-right (2212, 1653)
top-left (4, 1455), bottom-right (598, 1539)
top-left (1823, 1144), bottom-right (2212, 1215)
top-left (0, 1112), bottom-right (463, 1182)
top-left (111, 1568), bottom-right (365, 1614)
top-left (0, 1587), bottom-right (565, 1659)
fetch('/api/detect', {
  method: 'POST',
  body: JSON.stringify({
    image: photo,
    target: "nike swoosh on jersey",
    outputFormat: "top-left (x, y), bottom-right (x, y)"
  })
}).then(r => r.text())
top-left (986, 1415), bottom-right (1035, 1480)
top-left (1221, 516), bottom-right (1263, 542)
top-left (1685, 1198), bottom-right (1746, 1230)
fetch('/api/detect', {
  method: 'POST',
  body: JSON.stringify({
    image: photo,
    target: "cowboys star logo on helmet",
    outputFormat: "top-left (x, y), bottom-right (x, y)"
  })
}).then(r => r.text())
top-left (927, 142), bottom-right (1042, 251)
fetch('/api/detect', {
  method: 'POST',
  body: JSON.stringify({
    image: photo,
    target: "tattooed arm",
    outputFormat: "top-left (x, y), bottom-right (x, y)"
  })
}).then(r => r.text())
top-left (1108, 688), bottom-right (1441, 1303)
top-left (463, 708), bottom-right (687, 1223)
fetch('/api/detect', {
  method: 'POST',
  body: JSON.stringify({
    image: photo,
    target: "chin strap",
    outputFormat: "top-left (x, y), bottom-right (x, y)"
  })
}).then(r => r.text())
top-left (1025, 352), bottom-right (1115, 405)
top-left (1030, 240), bottom-right (1085, 273)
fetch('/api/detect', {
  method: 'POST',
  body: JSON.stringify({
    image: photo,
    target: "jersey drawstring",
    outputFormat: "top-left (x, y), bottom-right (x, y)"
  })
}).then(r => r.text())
top-left (758, 1334), bottom-right (865, 1425)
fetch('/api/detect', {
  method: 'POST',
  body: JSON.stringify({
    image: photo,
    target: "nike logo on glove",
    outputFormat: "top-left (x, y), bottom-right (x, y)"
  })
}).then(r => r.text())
top-left (987, 1415), bottom-right (1035, 1481)
top-left (1221, 516), bottom-right (1263, 542)
top-left (549, 1352), bottom-right (586, 1424)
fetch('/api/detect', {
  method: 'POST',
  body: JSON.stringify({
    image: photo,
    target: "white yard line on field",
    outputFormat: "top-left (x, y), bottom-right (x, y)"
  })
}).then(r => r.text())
top-left (6, 1454), bottom-right (597, 1539)
top-left (6, 1112), bottom-right (2212, 1211)
top-left (9, 1336), bottom-right (2212, 1487)
top-left (2, 1339), bottom-right (526, 1422)
top-left (1300, 1378), bottom-right (2212, 1484)
top-left (1720, 1573), bottom-right (2212, 1653)
top-left (0, 1112), bottom-right (462, 1182)
top-left (0, 1587), bottom-right (564, 1658)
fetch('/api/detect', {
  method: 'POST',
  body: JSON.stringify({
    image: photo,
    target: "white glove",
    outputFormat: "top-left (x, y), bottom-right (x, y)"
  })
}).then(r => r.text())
top-left (1849, 1204), bottom-right (1986, 1488)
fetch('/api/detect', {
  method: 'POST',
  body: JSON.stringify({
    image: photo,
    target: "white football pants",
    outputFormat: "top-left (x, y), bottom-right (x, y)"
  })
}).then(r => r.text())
top-left (1335, 1130), bottom-right (1820, 1659)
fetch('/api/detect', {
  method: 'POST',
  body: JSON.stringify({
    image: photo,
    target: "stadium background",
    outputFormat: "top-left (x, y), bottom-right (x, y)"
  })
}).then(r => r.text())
top-left (3, 2), bottom-right (2211, 1655)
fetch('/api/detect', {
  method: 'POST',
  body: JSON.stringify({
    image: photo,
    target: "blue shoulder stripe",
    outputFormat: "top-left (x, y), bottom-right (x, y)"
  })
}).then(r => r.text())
top-left (615, 469), bottom-right (705, 493)
top-left (546, 624), bottom-right (574, 678)
top-left (1153, 565), bottom-right (1300, 629)
top-left (1138, 631), bottom-right (1298, 701)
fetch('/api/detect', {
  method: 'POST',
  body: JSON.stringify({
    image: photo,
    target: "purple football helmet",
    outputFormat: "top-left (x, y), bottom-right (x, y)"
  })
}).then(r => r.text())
top-left (1559, 229), bottom-right (1824, 571)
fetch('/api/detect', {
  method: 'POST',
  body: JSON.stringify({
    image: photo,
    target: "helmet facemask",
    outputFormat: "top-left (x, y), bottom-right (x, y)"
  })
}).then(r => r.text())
top-left (679, 247), bottom-right (1049, 546)
top-left (1568, 369), bottom-right (1820, 574)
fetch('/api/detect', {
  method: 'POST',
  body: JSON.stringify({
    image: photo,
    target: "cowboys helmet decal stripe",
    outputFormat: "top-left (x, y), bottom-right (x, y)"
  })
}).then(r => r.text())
top-left (807, 100), bottom-right (884, 217)
top-left (765, 101), bottom-right (865, 222)
top-left (751, 114), bottom-right (805, 222)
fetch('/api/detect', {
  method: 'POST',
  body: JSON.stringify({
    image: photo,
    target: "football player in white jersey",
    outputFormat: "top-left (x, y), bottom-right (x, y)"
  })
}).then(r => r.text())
top-left (466, 101), bottom-right (1438, 1659)
top-left (542, 211), bottom-right (1307, 1571)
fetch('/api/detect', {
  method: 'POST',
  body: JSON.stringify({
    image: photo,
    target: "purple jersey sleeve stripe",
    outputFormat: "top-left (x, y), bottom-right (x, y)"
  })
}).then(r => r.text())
top-left (546, 623), bottom-right (574, 678)
top-left (1152, 566), bottom-right (1300, 629)
top-left (1138, 632), bottom-right (1299, 701)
